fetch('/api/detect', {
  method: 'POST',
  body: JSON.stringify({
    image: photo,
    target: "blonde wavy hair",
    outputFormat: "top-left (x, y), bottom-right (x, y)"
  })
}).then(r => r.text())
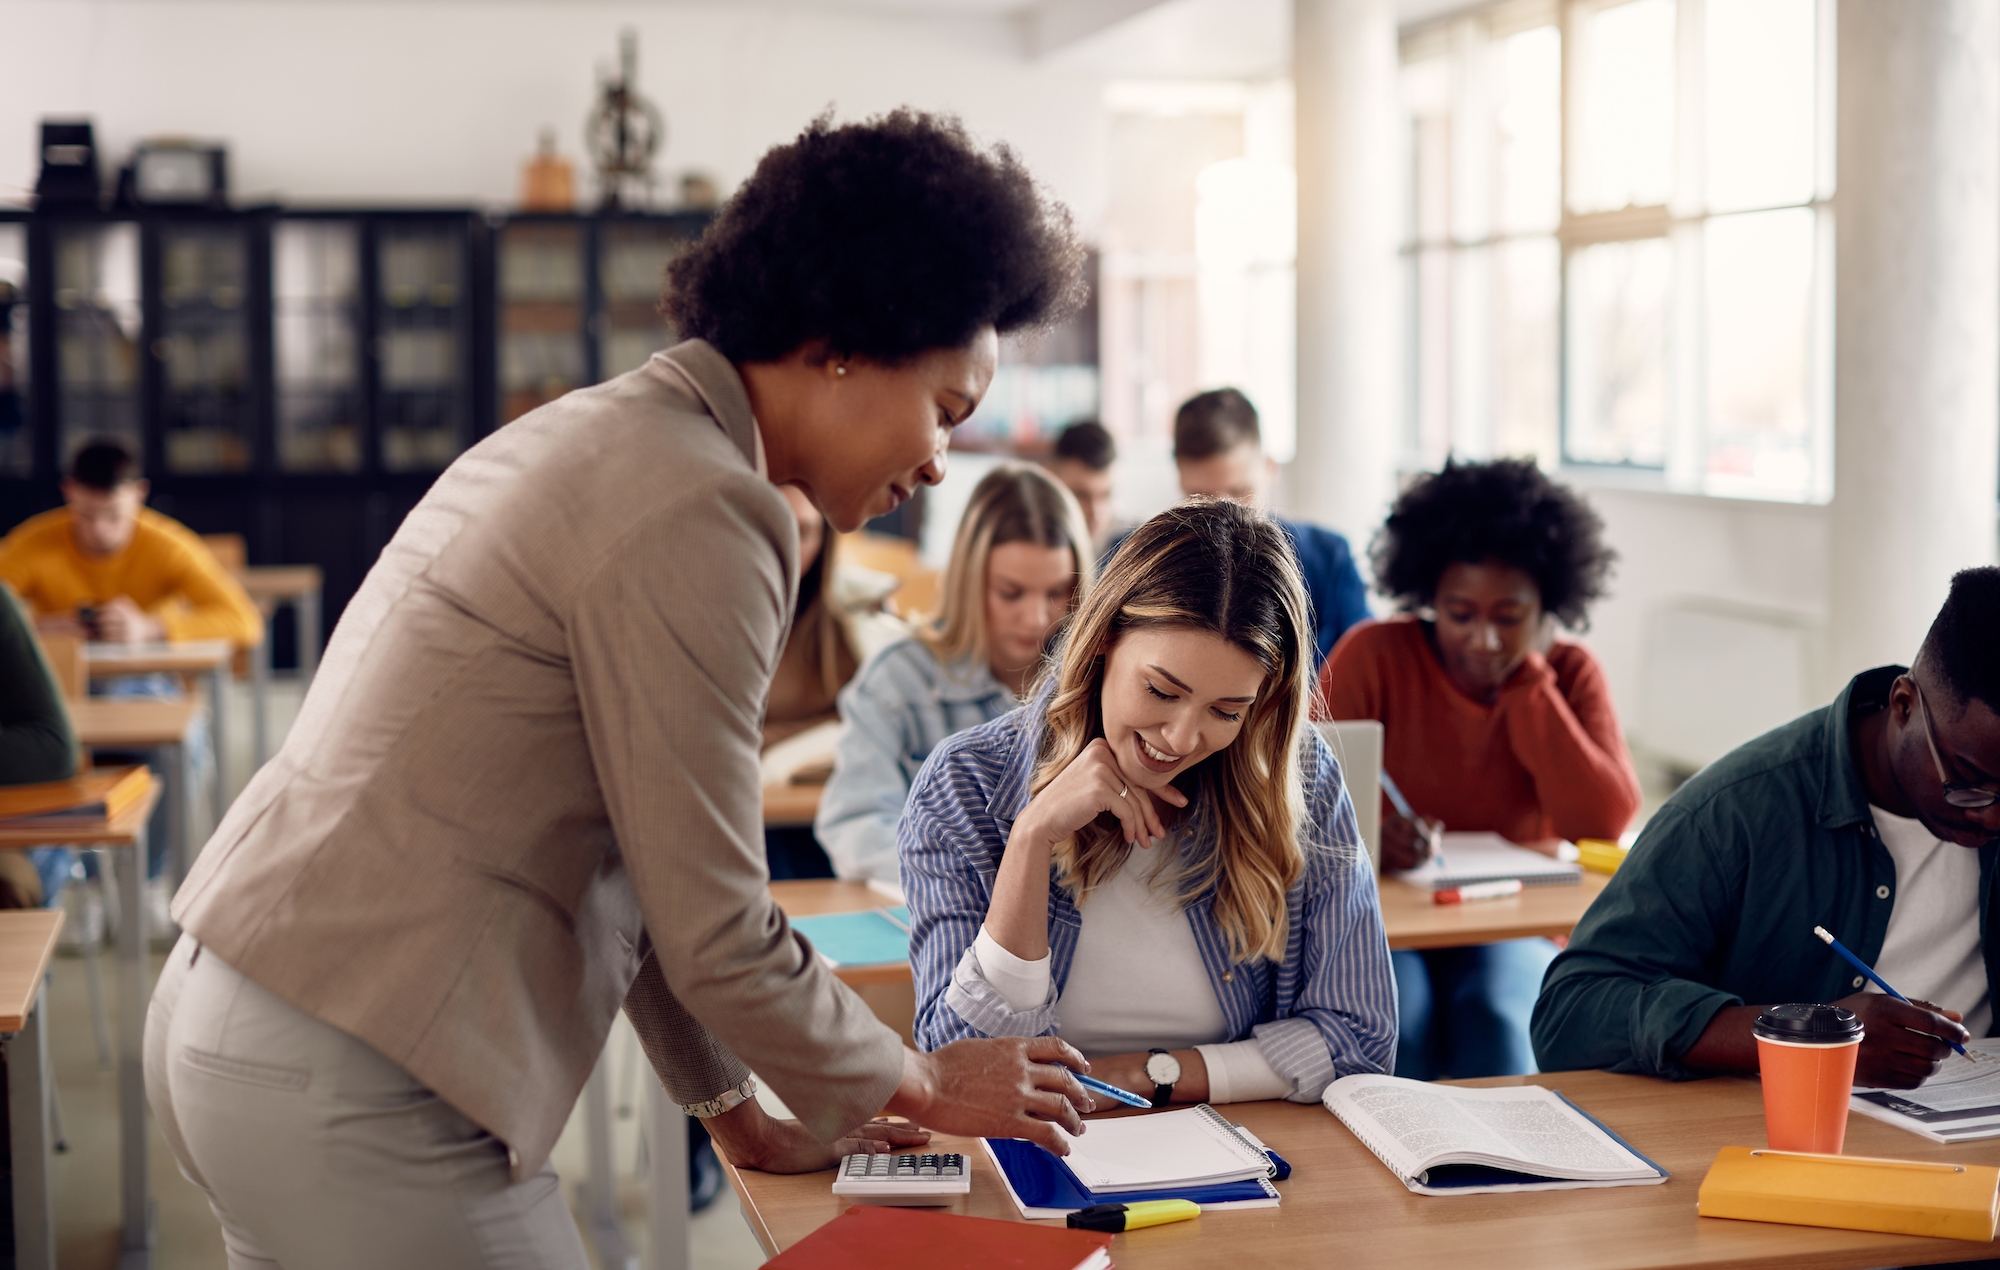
top-left (918, 463), bottom-right (1094, 668)
top-left (1031, 499), bottom-right (1314, 963)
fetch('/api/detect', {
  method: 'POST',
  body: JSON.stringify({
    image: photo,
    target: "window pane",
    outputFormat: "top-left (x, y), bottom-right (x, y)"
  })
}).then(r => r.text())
top-left (1404, 54), bottom-right (1452, 243)
top-left (1495, 25), bottom-right (1562, 234)
top-left (1493, 236), bottom-right (1560, 462)
top-left (1564, 236), bottom-right (1671, 466)
top-left (1704, 208), bottom-right (1815, 497)
top-left (0, 225), bottom-right (30, 477)
top-left (275, 220), bottom-right (362, 473)
top-left (1706, 0), bottom-right (1816, 212)
top-left (1572, 0), bottom-right (1677, 213)
top-left (1410, 247), bottom-right (1452, 466)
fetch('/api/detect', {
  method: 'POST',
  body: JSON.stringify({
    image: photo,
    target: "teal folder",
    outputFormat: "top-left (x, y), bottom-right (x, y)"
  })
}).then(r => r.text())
top-left (790, 908), bottom-right (912, 968)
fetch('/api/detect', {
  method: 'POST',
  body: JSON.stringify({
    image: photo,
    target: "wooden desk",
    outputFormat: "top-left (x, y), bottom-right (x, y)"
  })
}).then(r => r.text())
top-left (70, 698), bottom-right (201, 884)
top-left (0, 910), bottom-right (63, 1269)
top-left (726, 1067), bottom-right (2000, 1268)
top-left (85, 640), bottom-right (233, 825)
top-left (764, 782), bottom-right (824, 828)
top-left (0, 780), bottom-right (160, 1267)
top-left (241, 564), bottom-right (325, 765)
top-left (1377, 872), bottom-right (1610, 950)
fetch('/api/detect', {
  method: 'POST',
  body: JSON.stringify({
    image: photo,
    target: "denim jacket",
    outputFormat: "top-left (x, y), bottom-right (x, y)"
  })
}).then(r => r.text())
top-left (815, 636), bottom-right (1018, 883)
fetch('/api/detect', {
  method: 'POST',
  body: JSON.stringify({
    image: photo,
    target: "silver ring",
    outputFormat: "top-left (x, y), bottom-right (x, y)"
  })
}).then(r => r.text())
top-left (1117, 785), bottom-right (1128, 799)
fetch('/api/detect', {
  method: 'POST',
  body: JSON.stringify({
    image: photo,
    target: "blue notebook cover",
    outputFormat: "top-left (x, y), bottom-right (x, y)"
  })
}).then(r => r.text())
top-left (985, 1137), bottom-right (1279, 1211)
top-left (789, 909), bottom-right (910, 968)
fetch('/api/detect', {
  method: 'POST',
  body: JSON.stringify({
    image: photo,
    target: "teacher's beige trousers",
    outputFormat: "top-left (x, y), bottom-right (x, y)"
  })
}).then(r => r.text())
top-left (144, 936), bottom-right (589, 1269)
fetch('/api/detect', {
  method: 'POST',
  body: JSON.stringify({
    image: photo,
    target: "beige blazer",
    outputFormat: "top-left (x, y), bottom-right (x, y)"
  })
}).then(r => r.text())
top-left (174, 341), bottom-right (905, 1178)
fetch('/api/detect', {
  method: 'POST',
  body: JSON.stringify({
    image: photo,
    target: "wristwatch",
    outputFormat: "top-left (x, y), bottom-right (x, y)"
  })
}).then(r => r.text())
top-left (1145, 1049), bottom-right (1181, 1108)
top-left (681, 1076), bottom-right (758, 1119)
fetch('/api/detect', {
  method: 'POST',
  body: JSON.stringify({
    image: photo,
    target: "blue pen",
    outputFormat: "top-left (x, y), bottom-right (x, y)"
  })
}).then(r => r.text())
top-left (1069, 1070), bottom-right (1152, 1110)
top-left (1812, 925), bottom-right (1976, 1061)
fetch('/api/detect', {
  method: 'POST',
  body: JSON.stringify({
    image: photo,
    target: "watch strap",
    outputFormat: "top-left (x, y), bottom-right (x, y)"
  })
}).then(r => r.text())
top-left (1147, 1047), bottom-right (1174, 1108)
top-left (681, 1076), bottom-right (757, 1119)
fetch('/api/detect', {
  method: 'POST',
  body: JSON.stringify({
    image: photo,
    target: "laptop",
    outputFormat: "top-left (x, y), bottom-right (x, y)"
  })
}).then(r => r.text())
top-left (1314, 720), bottom-right (1383, 877)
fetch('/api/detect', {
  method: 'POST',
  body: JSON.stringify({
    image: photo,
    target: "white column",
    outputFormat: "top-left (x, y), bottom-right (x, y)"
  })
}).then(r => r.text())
top-left (1828, 0), bottom-right (2000, 687)
top-left (1287, 0), bottom-right (1403, 549)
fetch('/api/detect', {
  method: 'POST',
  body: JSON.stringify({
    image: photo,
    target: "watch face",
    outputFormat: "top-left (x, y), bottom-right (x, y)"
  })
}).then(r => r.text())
top-left (1145, 1051), bottom-right (1183, 1085)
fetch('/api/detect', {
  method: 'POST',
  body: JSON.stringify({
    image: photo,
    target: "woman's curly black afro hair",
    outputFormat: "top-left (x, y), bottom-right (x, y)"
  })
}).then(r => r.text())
top-left (663, 108), bottom-right (1087, 364)
top-left (1371, 458), bottom-right (1617, 631)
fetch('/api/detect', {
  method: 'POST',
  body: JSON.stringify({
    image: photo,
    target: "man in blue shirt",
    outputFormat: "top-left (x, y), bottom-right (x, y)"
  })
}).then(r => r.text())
top-left (1535, 567), bottom-right (2000, 1090)
top-left (1107, 389), bottom-right (1368, 670)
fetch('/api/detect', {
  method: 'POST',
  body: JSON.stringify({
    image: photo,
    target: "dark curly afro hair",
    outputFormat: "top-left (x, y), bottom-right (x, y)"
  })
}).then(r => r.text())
top-left (662, 109), bottom-right (1086, 364)
top-left (1371, 458), bottom-right (1616, 630)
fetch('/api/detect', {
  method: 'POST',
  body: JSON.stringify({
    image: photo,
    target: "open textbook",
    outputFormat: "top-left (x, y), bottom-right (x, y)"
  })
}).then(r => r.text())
top-left (1323, 1074), bottom-right (1668, 1195)
top-left (1853, 1038), bottom-right (2000, 1142)
top-left (1389, 832), bottom-right (1583, 890)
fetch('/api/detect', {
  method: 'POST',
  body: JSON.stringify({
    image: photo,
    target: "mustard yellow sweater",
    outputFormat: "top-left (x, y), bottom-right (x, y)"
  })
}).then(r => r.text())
top-left (0, 507), bottom-right (263, 648)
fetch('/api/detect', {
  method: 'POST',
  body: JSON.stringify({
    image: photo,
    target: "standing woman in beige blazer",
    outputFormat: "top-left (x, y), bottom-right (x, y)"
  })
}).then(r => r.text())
top-left (147, 109), bottom-right (1097, 1268)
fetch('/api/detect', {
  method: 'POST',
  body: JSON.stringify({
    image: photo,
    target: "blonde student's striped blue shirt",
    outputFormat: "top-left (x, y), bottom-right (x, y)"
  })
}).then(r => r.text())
top-left (900, 690), bottom-right (1398, 1101)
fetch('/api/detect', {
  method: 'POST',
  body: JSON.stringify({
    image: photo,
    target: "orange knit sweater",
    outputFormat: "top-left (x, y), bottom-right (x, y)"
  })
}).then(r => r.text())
top-left (1315, 616), bottom-right (1641, 844)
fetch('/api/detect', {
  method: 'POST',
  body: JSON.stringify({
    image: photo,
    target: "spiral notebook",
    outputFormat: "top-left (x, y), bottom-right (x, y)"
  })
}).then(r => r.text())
top-left (1050, 1104), bottom-right (1276, 1192)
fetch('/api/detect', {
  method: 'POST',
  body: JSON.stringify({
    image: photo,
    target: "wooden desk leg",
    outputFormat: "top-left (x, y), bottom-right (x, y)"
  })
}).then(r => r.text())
top-left (113, 834), bottom-right (153, 1268)
top-left (250, 636), bottom-right (270, 771)
top-left (580, 1047), bottom-right (635, 1270)
top-left (206, 665), bottom-right (230, 821)
top-left (644, 1077), bottom-right (690, 1270)
top-left (7, 992), bottom-right (56, 1270)
top-left (298, 592), bottom-right (321, 684)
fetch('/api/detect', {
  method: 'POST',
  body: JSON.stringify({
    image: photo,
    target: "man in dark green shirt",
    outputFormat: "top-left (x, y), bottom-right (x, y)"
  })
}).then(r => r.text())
top-left (1534, 568), bottom-right (2000, 1090)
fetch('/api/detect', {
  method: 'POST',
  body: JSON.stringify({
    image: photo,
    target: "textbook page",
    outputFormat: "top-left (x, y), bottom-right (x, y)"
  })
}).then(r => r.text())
top-left (1854, 1038), bottom-right (2000, 1142)
top-left (1390, 833), bottom-right (1582, 889)
top-left (1324, 1075), bottom-right (1658, 1182)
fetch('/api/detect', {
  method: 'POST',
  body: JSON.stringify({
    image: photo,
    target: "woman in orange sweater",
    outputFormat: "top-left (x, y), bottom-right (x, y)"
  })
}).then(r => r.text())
top-left (1317, 458), bottom-right (1639, 1079)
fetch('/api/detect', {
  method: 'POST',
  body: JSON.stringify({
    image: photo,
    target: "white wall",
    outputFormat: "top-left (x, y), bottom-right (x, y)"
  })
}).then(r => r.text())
top-left (0, 0), bottom-right (1112, 227)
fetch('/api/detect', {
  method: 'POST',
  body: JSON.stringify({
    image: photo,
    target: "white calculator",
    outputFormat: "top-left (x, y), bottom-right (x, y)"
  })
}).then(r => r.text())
top-left (830, 1151), bottom-right (971, 1205)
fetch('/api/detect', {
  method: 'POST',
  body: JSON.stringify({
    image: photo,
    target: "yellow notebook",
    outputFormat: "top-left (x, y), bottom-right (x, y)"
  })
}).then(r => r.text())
top-left (1697, 1146), bottom-right (2000, 1242)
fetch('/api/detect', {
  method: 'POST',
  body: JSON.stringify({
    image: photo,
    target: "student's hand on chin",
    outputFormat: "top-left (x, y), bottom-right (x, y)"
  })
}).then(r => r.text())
top-left (1023, 737), bottom-right (1179, 850)
top-left (1837, 992), bottom-right (1966, 1089)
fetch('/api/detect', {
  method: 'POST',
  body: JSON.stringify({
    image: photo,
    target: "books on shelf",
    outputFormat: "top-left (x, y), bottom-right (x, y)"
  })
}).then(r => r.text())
top-left (790, 907), bottom-right (911, 969)
top-left (0, 765), bottom-right (151, 829)
top-left (1323, 1074), bottom-right (1667, 1195)
top-left (984, 1105), bottom-right (1284, 1218)
top-left (1851, 1039), bottom-right (2000, 1142)
top-left (762, 1205), bottom-right (1112, 1270)
top-left (1390, 832), bottom-right (1583, 890)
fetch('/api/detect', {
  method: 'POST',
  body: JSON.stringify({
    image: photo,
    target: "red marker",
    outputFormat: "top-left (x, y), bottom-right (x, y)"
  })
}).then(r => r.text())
top-left (1434, 880), bottom-right (1524, 905)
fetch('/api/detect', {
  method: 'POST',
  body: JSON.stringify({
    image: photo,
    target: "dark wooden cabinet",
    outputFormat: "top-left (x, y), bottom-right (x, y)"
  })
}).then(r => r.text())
top-left (0, 205), bottom-right (710, 660)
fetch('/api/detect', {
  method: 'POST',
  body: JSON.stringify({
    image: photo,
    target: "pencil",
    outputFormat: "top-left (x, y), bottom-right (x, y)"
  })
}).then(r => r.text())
top-left (1811, 925), bottom-right (1977, 1061)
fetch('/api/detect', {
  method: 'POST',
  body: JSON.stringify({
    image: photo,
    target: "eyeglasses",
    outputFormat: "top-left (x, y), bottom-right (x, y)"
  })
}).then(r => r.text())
top-left (1912, 681), bottom-right (2000, 810)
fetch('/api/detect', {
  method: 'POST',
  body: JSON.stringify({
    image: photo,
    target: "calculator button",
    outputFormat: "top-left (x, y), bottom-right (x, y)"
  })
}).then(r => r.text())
top-left (895, 1167), bottom-right (916, 1177)
top-left (941, 1165), bottom-right (961, 1176)
top-left (918, 1166), bottom-right (938, 1176)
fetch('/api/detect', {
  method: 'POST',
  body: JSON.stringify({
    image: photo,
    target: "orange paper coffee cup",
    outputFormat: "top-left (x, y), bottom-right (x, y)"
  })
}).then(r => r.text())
top-left (1754, 1003), bottom-right (1863, 1154)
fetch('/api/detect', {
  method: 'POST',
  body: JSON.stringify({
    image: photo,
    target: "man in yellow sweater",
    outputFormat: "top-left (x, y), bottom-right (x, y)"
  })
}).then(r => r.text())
top-left (0, 439), bottom-right (261, 648)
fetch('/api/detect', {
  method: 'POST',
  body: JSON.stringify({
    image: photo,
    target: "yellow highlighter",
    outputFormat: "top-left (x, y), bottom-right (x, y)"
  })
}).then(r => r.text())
top-left (1067, 1199), bottom-right (1201, 1232)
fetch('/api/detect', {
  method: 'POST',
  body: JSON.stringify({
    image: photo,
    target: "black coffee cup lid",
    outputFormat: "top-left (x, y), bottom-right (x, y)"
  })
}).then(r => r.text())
top-left (1753, 1003), bottom-right (1863, 1043)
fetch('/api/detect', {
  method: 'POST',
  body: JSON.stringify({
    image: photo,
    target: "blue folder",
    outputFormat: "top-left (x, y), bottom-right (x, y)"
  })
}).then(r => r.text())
top-left (789, 908), bottom-right (911, 968)
top-left (985, 1137), bottom-right (1279, 1211)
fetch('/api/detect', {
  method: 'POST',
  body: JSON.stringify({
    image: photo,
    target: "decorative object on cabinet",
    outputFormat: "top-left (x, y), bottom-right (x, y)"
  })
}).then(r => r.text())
top-left (521, 130), bottom-right (577, 212)
top-left (585, 30), bottom-right (664, 210)
top-left (123, 140), bottom-right (230, 209)
top-left (35, 121), bottom-right (100, 209)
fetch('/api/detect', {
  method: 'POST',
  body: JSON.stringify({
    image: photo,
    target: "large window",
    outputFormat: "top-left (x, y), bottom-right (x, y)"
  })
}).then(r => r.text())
top-left (1402, 0), bottom-right (1833, 502)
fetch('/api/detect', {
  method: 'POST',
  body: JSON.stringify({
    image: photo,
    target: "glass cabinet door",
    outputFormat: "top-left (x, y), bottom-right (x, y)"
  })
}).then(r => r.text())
top-left (598, 220), bottom-right (695, 378)
top-left (498, 220), bottom-right (586, 424)
top-left (274, 219), bottom-right (363, 472)
top-left (53, 222), bottom-right (142, 463)
top-left (157, 222), bottom-right (254, 473)
top-left (377, 223), bottom-right (469, 472)
top-left (0, 225), bottom-right (30, 477)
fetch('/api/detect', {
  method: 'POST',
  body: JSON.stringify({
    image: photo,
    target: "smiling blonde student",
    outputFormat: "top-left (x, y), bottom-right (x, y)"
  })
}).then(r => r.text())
top-left (817, 463), bottom-right (1093, 885)
top-left (903, 500), bottom-right (1396, 1105)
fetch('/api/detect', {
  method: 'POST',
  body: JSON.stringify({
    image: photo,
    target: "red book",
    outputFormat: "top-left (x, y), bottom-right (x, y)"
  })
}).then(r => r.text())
top-left (763, 1206), bottom-right (1113, 1270)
